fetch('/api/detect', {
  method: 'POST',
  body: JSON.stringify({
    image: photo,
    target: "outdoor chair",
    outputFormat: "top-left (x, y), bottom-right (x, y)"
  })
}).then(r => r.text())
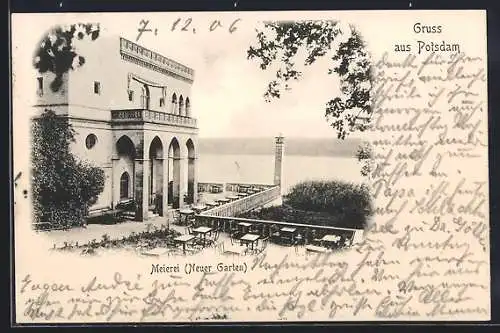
top-left (172, 210), bottom-right (181, 225)
top-left (188, 216), bottom-right (196, 227)
top-left (253, 236), bottom-right (269, 255)
top-left (229, 231), bottom-right (242, 245)
top-left (186, 226), bottom-right (194, 235)
top-left (270, 225), bottom-right (281, 244)
top-left (249, 224), bottom-right (260, 234)
top-left (295, 233), bottom-right (305, 245)
top-left (206, 230), bottom-right (220, 248)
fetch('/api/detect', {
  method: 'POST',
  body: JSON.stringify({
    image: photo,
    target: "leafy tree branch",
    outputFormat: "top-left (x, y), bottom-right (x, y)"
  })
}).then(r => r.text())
top-left (248, 21), bottom-right (373, 139)
top-left (33, 23), bottom-right (100, 92)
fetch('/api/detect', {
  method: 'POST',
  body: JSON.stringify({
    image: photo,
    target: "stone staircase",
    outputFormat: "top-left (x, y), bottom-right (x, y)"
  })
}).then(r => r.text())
top-left (121, 211), bottom-right (136, 221)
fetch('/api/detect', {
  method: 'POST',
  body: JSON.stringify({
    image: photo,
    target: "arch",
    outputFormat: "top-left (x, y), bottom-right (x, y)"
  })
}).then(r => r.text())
top-left (185, 97), bottom-right (191, 117)
top-left (168, 137), bottom-right (181, 208)
top-left (168, 137), bottom-right (181, 158)
top-left (148, 136), bottom-right (164, 215)
top-left (171, 93), bottom-right (177, 114)
top-left (148, 136), bottom-right (164, 159)
top-left (186, 138), bottom-right (195, 158)
top-left (186, 138), bottom-right (196, 204)
top-left (179, 95), bottom-right (184, 116)
top-left (120, 172), bottom-right (130, 199)
top-left (116, 135), bottom-right (136, 158)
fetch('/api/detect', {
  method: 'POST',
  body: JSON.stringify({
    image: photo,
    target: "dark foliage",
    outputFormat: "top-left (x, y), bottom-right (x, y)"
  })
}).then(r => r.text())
top-left (356, 142), bottom-right (374, 177)
top-left (33, 23), bottom-right (100, 92)
top-left (248, 21), bottom-right (373, 139)
top-left (32, 110), bottom-right (105, 227)
top-left (238, 180), bottom-right (373, 229)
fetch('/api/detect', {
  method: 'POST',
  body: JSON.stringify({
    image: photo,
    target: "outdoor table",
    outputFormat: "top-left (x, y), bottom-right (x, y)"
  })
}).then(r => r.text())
top-left (305, 244), bottom-right (329, 253)
top-left (192, 226), bottom-right (213, 247)
top-left (217, 198), bottom-right (230, 204)
top-left (239, 233), bottom-right (260, 250)
top-left (211, 185), bottom-right (223, 193)
top-left (280, 227), bottom-right (297, 246)
top-left (179, 209), bottom-right (195, 225)
top-left (205, 201), bottom-right (218, 207)
top-left (237, 193), bottom-right (247, 197)
top-left (227, 195), bottom-right (239, 201)
top-left (174, 234), bottom-right (196, 254)
top-left (281, 227), bottom-right (297, 233)
top-left (239, 185), bottom-right (250, 192)
top-left (192, 204), bottom-right (206, 213)
top-left (321, 234), bottom-right (341, 249)
top-left (238, 222), bottom-right (252, 234)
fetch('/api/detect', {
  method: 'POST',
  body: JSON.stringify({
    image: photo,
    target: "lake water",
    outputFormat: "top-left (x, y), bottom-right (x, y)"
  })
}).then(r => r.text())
top-left (197, 154), bottom-right (365, 194)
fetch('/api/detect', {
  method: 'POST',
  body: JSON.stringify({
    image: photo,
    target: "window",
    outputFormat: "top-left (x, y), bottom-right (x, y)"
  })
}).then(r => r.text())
top-left (37, 77), bottom-right (43, 96)
top-left (159, 97), bottom-right (165, 107)
top-left (94, 81), bottom-right (101, 95)
top-left (128, 90), bottom-right (134, 101)
top-left (120, 172), bottom-right (130, 199)
top-left (85, 134), bottom-right (97, 149)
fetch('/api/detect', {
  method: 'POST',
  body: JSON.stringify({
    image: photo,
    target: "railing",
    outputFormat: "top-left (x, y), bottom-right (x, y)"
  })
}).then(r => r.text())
top-left (111, 109), bottom-right (197, 128)
top-left (194, 214), bottom-right (364, 245)
top-left (200, 185), bottom-right (280, 217)
top-left (225, 183), bottom-right (275, 192)
top-left (120, 37), bottom-right (195, 81)
top-left (198, 182), bottom-right (224, 193)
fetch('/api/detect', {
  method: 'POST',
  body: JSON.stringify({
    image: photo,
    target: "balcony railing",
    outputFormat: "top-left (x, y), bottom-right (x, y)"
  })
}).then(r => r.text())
top-left (111, 109), bottom-right (197, 128)
top-left (201, 185), bottom-right (281, 217)
top-left (120, 37), bottom-right (195, 81)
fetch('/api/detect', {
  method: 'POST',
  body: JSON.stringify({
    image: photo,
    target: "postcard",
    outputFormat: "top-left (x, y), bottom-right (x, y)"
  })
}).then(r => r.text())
top-left (11, 10), bottom-right (489, 323)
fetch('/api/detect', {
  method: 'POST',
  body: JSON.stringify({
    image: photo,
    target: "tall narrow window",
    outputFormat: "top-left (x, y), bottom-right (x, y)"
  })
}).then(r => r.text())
top-left (179, 96), bottom-right (184, 116)
top-left (120, 172), bottom-right (130, 199)
top-left (94, 81), bottom-right (101, 95)
top-left (128, 90), bottom-right (134, 101)
top-left (37, 77), bottom-right (43, 96)
top-left (185, 97), bottom-right (191, 117)
top-left (171, 93), bottom-right (177, 114)
top-left (159, 97), bottom-right (165, 107)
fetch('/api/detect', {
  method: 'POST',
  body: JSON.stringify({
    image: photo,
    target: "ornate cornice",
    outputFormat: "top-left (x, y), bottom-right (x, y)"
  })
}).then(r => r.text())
top-left (120, 37), bottom-right (194, 84)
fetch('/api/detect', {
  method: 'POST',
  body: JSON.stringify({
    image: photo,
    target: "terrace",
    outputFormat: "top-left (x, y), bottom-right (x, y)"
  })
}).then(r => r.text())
top-left (47, 181), bottom-right (364, 256)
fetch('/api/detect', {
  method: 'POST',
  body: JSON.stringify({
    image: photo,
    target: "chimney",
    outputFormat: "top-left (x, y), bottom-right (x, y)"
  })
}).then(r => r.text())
top-left (274, 134), bottom-right (285, 189)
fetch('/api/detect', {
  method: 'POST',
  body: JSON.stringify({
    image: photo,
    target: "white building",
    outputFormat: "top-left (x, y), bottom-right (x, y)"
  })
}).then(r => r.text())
top-left (34, 36), bottom-right (199, 221)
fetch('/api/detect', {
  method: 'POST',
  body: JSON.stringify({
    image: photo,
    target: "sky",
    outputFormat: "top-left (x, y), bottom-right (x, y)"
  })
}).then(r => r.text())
top-left (12, 10), bottom-right (486, 139)
top-left (120, 17), bottom-right (347, 138)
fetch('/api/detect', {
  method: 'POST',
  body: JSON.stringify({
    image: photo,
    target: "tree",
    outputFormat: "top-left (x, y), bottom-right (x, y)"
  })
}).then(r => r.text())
top-left (356, 142), bottom-right (374, 177)
top-left (247, 21), bottom-right (373, 139)
top-left (32, 110), bottom-right (105, 227)
top-left (33, 23), bottom-right (100, 92)
top-left (31, 23), bottom-right (104, 228)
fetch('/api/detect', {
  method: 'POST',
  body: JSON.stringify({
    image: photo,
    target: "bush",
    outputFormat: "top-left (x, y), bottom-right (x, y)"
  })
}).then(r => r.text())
top-left (284, 180), bottom-right (373, 224)
top-left (32, 109), bottom-right (105, 228)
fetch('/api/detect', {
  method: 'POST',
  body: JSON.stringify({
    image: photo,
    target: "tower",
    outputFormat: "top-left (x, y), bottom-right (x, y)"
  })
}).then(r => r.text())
top-left (274, 134), bottom-right (285, 190)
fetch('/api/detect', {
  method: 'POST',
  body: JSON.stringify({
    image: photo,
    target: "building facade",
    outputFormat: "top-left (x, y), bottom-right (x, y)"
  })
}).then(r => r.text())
top-left (34, 36), bottom-right (199, 221)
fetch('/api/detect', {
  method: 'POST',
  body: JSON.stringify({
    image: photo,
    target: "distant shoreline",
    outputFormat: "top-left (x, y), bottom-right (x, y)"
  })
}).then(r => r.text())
top-left (198, 137), bottom-right (362, 158)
